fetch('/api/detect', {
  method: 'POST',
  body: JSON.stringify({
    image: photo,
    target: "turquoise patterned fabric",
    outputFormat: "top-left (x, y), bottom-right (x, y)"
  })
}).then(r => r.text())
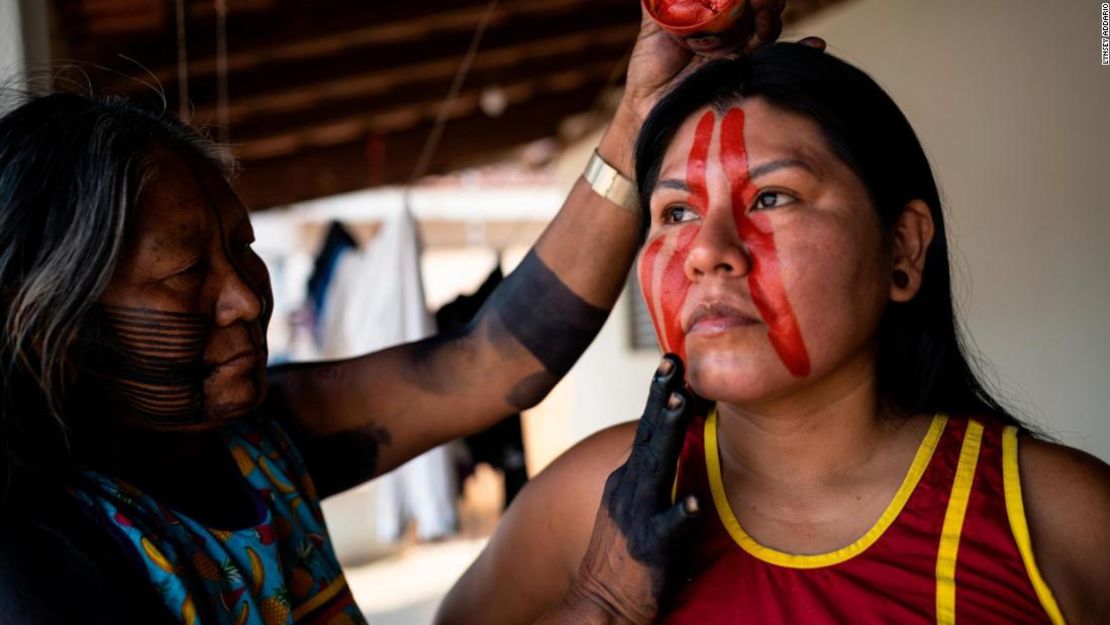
top-left (69, 417), bottom-right (366, 625)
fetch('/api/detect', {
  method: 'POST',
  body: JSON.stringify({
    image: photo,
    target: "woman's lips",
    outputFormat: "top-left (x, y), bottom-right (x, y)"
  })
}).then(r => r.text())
top-left (213, 350), bottom-right (260, 371)
top-left (684, 303), bottom-right (760, 336)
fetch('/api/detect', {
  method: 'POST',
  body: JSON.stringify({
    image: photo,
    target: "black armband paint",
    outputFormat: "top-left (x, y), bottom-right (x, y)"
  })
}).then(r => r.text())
top-left (486, 250), bottom-right (609, 378)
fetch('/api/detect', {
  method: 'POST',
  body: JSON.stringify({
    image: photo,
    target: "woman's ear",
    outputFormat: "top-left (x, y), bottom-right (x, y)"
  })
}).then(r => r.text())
top-left (890, 199), bottom-right (935, 302)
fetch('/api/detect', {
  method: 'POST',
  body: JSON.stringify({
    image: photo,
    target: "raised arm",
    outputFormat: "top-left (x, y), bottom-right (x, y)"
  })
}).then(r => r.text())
top-left (265, 2), bottom-right (793, 498)
top-left (263, 12), bottom-right (701, 497)
top-left (266, 153), bottom-right (641, 496)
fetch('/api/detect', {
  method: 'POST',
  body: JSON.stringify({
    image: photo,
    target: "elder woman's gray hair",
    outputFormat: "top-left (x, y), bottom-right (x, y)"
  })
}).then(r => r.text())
top-left (0, 92), bottom-right (230, 497)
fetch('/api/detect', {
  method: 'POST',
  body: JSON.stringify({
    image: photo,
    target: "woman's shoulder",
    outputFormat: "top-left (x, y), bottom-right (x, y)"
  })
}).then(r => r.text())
top-left (510, 420), bottom-right (639, 538)
top-left (1018, 435), bottom-right (1110, 538)
top-left (544, 421), bottom-right (640, 482)
top-left (1017, 435), bottom-right (1110, 624)
top-left (435, 422), bottom-right (639, 625)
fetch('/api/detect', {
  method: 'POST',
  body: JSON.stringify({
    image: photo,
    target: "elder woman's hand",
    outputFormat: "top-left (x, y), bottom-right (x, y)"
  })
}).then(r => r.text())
top-left (602, 0), bottom-right (818, 176)
top-left (538, 355), bottom-right (696, 625)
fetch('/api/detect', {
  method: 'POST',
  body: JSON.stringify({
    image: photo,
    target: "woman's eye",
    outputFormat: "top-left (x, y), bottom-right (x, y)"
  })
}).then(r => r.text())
top-left (752, 191), bottom-right (795, 211)
top-left (181, 261), bottom-right (205, 276)
top-left (663, 205), bottom-right (699, 224)
top-left (167, 261), bottom-right (206, 283)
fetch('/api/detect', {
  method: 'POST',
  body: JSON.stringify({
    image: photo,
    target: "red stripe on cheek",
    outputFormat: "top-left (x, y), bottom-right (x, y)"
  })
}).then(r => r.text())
top-left (652, 110), bottom-right (715, 363)
top-left (638, 237), bottom-right (666, 350)
top-left (719, 108), bottom-right (811, 377)
top-left (641, 110), bottom-right (716, 362)
top-left (651, 111), bottom-right (716, 363)
top-left (659, 226), bottom-right (698, 363)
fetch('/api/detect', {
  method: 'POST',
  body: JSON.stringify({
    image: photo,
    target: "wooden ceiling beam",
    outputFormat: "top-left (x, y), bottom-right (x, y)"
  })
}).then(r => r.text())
top-left (232, 62), bottom-right (616, 160)
top-left (202, 42), bottom-right (631, 145)
top-left (122, 3), bottom-right (636, 113)
top-left (90, 0), bottom-right (631, 89)
top-left (188, 24), bottom-right (636, 126)
top-left (233, 86), bottom-right (601, 209)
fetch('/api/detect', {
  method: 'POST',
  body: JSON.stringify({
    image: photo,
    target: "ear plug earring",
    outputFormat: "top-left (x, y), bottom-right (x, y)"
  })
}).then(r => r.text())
top-left (893, 269), bottom-right (910, 289)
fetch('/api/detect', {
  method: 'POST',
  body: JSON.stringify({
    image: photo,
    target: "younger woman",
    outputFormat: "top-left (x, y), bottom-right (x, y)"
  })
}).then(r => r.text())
top-left (437, 45), bottom-right (1110, 625)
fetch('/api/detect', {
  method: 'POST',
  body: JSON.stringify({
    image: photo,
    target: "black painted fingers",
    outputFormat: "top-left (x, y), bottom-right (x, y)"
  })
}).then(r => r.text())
top-left (568, 354), bottom-right (698, 625)
top-left (618, 354), bottom-right (699, 567)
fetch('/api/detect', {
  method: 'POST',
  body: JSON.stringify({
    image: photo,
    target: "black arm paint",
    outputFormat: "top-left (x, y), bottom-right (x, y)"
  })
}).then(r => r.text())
top-left (262, 251), bottom-right (608, 486)
top-left (483, 250), bottom-right (609, 408)
top-left (486, 250), bottom-right (609, 377)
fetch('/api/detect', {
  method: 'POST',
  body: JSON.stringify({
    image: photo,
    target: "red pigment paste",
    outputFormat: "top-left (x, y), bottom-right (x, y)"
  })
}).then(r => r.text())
top-left (719, 107), bottom-right (811, 377)
top-left (655, 0), bottom-right (731, 26)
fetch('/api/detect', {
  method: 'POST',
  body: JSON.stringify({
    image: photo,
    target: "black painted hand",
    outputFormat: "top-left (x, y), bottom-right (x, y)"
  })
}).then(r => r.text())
top-left (570, 354), bottom-right (698, 624)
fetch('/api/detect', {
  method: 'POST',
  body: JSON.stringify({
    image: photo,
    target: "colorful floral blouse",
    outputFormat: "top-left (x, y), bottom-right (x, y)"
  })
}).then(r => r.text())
top-left (69, 417), bottom-right (366, 625)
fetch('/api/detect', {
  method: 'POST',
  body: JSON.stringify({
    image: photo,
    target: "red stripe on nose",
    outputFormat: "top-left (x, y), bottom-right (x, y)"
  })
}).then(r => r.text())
top-left (719, 107), bottom-right (811, 377)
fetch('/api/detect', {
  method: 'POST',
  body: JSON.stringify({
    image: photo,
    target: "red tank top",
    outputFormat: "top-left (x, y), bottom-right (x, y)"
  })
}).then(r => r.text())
top-left (662, 412), bottom-right (1067, 624)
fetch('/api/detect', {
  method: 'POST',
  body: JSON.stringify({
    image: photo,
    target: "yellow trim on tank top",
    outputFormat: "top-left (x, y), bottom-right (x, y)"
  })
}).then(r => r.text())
top-left (935, 419), bottom-right (984, 625)
top-left (1002, 426), bottom-right (1067, 625)
top-left (704, 409), bottom-right (947, 569)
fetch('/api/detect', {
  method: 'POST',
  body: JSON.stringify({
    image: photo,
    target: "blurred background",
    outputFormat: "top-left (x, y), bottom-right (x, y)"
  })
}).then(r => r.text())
top-left (2, 0), bottom-right (1108, 622)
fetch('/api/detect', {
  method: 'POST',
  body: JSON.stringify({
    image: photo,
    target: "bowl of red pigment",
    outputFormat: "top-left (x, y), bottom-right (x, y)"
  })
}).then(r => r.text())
top-left (643, 0), bottom-right (748, 55)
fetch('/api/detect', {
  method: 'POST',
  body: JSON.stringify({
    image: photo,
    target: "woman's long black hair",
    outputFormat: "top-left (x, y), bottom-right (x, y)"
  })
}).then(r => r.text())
top-left (635, 43), bottom-right (1025, 430)
top-left (0, 92), bottom-right (229, 500)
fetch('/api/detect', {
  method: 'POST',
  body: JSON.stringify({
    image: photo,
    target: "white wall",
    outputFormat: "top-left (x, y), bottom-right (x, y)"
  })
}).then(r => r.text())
top-left (1, 0), bottom-right (49, 99)
top-left (555, 0), bottom-right (1110, 463)
top-left (0, 0), bottom-right (26, 88)
top-left (798, 0), bottom-right (1110, 457)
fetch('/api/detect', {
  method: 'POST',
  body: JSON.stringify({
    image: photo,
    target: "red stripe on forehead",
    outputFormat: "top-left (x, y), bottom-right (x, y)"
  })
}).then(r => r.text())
top-left (719, 107), bottom-right (811, 377)
top-left (687, 110), bottom-right (716, 214)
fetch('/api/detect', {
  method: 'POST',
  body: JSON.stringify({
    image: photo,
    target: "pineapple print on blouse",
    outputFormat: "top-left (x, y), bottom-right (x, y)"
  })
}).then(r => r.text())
top-left (69, 417), bottom-right (365, 625)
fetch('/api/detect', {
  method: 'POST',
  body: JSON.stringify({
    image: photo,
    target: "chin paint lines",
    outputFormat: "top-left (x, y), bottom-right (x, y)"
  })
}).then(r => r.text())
top-left (639, 110), bottom-right (716, 364)
top-left (719, 107), bottom-right (810, 377)
top-left (82, 306), bottom-right (210, 425)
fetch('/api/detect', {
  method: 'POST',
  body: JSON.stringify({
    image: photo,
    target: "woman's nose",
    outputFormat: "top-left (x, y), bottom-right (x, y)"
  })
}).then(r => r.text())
top-left (214, 257), bottom-right (267, 327)
top-left (684, 213), bottom-right (750, 281)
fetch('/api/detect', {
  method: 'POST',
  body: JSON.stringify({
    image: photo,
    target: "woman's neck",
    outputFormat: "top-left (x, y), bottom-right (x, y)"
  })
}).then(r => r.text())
top-left (713, 352), bottom-right (900, 488)
top-left (707, 350), bottom-right (941, 555)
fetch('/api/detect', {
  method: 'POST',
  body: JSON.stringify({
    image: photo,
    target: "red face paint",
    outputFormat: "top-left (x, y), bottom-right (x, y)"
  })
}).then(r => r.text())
top-left (640, 107), bottom-right (811, 378)
top-left (719, 107), bottom-right (811, 377)
top-left (656, 227), bottom-right (698, 362)
top-left (638, 111), bottom-right (715, 364)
